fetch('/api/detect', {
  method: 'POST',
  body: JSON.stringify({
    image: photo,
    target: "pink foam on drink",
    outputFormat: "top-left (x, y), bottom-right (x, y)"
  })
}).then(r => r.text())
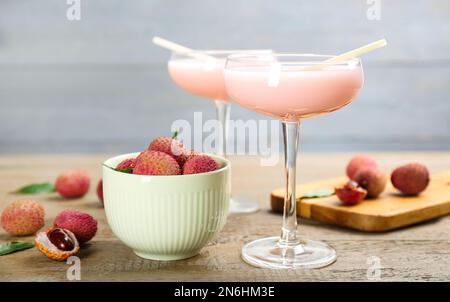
top-left (168, 59), bottom-right (229, 101)
top-left (224, 65), bottom-right (363, 120)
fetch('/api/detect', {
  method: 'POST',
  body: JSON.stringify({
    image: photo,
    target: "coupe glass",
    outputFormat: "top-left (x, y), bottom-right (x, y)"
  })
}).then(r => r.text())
top-left (224, 53), bottom-right (364, 268)
top-left (168, 50), bottom-right (270, 214)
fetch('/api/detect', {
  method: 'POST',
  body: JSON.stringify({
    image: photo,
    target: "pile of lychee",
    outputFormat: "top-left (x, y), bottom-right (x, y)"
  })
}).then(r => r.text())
top-left (335, 155), bottom-right (430, 205)
top-left (1, 200), bottom-right (97, 261)
top-left (112, 135), bottom-right (220, 176)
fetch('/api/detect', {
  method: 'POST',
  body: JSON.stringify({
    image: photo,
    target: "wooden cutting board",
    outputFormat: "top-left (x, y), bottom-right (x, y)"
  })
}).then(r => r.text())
top-left (271, 170), bottom-right (450, 232)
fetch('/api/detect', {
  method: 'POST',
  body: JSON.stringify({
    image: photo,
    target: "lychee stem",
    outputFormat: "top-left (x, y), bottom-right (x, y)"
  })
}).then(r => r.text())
top-left (172, 130), bottom-right (179, 139)
top-left (279, 121), bottom-right (300, 247)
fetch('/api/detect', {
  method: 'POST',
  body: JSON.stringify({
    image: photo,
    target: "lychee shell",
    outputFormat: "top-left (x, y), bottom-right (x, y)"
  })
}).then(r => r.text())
top-left (116, 158), bottom-right (136, 171)
top-left (391, 163), bottom-right (430, 195)
top-left (1, 200), bottom-right (45, 236)
top-left (335, 181), bottom-right (367, 205)
top-left (183, 155), bottom-right (219, 175)
top-left (55, 169), bottom-right (90, 199)
top-left (35, 228), bottom-right (80, 261)
top-left (133, 150), bottom-right (180, 175)
top-left (346, 155), bottom-right (378, 179)
top-left (97, 179), bottom-right (104, 205)
top-left (353, 167), bottom-right (387, 198)
top-left (54, 210), bottom-right (98, 244)
top-left (148, 136), bottom-right (190, 166)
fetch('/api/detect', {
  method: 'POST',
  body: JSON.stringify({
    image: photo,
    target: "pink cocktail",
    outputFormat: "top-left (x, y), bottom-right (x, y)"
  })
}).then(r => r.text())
top-left (224, 54), bottom-right (364, 269)
top-left (168, 50), bottom-right (270, 214)
top-left (169, 58), bottom-right (229, 101)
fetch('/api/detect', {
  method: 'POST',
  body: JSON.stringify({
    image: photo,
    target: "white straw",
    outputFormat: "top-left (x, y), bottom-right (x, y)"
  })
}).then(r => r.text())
top-left (304, 39), bottom-right (387, 71)
top-left (152, 36), bottom-right (215, 62)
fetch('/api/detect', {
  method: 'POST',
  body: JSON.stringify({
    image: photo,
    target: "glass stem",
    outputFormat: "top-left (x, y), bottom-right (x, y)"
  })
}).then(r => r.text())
top-left (215, 100), bottom-right (230, 158)
top-left (279, 121), bottom-right (300, 247)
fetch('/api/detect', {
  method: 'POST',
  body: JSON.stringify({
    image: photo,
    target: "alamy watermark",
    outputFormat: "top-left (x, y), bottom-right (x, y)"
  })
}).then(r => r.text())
top-left (66, 256), bottom-right (81, 280)
top-left (366, 0), bottom-right (381, 21)
top-left (366, 256), bottom-right (382, 280)
top-left (171, 112), bottom-right (281, 166)
top-left (66, 0), bottom-right (81, 21)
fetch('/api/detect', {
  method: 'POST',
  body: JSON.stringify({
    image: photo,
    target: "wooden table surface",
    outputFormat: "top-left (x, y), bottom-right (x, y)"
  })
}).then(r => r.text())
top-left (1, 153), bottom-right (450, 281)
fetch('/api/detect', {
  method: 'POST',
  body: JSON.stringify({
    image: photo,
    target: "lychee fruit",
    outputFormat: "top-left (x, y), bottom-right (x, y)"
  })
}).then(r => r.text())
top-left (346, 155), bottom-right (379, 179)
top-left (116, 158), bottom-right (136, 172)
top-left (133, 150), bottom-right (180, 176)
top-left (96, 179), bottom-right (103, 205)
top-left (391, 163), bottom-right (430, 195)
top-left (55, 169), bottom-right (90, 199)
top-left (184, 150), bottom-right (202, 164)
top-left (353, 167), bottom-right (387, 198)
top-left (1, 199), bottom-right (45, 236)
top-left (35, 228), bottom-right (80, 261)
top-left (148, 136), bottom-right (190, 166)
top-left (335, 181), bottom-right (367, 205)
top-left (54, 210), bottom-right (97, 244)
top-left (183, 155), bottom-right (219, 175)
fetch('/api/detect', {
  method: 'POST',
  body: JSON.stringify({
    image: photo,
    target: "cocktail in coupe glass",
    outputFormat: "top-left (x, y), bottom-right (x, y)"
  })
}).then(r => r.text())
top-left (168, 50), bottom-right (270, 214)
top-left (224, 53), bottom-right (364, 269)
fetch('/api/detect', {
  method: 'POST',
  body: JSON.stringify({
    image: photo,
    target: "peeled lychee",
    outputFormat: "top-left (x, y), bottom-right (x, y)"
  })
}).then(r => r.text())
top-left (55, 169), bottom-right (90, 199)
top-left (335, 181), bottom-right (367, 205)
top-left (353, 167), bottom-right (387, 198)
top-left (133, 150), bottom-right (180, 176)
top-left (116, 158), bottom-right (136, 171)
top-left (148, 136), bottom-right (190, 166)
top-left (54, 210), bottom-right (97, 244)
top-left (346, 155), bottom-right (379, 179)
top-left (35, 228), bottom-right (80, 261)
top-left (391, 163), bottom-right (430, 195)
top-left (183, 155), bottom-right (219, 175)
top-left (1, 200), bottom-right (45, 236)
top-left (97, 179), bottom-right (103, 205)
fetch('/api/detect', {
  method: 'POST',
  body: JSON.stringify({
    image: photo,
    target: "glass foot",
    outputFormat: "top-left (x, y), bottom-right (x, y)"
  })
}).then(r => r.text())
top-left (242, 236), bottom-right (336, 269)
top-left (229, 197), bottom-right (260, 214)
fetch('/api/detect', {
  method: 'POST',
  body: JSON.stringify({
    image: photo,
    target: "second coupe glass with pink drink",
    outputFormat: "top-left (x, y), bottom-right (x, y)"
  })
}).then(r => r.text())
top-left (168, 50), bottom-right (270, 214)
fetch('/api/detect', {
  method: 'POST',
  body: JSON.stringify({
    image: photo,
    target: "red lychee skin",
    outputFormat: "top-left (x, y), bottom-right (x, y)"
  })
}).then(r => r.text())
top-left (116, 158), bottom-right (136, 171)
top-left (346, 155), bottom-right (379, 179)
top-left (353, 167), bottom-right (387, 198)
top-left (133, 150), bottom-right (180, 176)
top-left (54, 210), bottom-right (97, 244)
top-left (335, 181), bottom-right (367, 205)
top-left (1, 200), bottom-right (45, 236)
top-left (391, 163), bottom-right (430, 195)
top-left (96, 179), bottom-right (103, 205)
top-left (184, 150), bottom-right (201, 164)
top-left (183, 155), bottom-right (219, 175)
top-left (55, 169), bottom-right (90, 199)
top-left (148, 137), bottom-right (190, 166)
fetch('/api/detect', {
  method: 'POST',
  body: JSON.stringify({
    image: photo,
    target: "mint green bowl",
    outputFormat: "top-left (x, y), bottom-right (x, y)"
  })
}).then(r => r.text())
top-left (103, 152), bottom-right (230, 261)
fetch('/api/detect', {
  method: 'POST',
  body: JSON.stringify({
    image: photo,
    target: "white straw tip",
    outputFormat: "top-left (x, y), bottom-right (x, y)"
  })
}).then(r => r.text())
top-left (152, 36), bottom-right (162, 44)
top-left (377, 39), bottom-right (388, 47)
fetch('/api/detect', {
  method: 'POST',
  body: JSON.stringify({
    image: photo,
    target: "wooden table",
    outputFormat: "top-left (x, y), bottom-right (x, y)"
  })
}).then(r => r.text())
top-left (1, 153), bottom-right (450, 281)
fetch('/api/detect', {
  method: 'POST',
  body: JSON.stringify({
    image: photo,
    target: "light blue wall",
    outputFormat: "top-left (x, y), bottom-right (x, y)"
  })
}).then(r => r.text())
top-left (1, 0), bottom-right (449, 153)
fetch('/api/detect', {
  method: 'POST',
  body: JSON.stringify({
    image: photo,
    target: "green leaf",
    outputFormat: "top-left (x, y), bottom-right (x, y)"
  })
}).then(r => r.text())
top-left (0, 241), bottom-right (35, 256)
top-left (14, 182), bottom-right (55, 194)
top-left (115, 168), bottom-right (133, 174)
top-left (172, 130), bottom-right (179, 139)
top-left (300, 189), bottom-right (335, 200)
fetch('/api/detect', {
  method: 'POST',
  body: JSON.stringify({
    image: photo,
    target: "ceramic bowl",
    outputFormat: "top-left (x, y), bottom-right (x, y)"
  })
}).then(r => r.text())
top-left (102, 152), bottom-right (230, 260)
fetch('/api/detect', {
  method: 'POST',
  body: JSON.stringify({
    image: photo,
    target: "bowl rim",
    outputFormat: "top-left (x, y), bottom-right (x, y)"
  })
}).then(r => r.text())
top-left (103, 152), bottom-right (230, 178)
